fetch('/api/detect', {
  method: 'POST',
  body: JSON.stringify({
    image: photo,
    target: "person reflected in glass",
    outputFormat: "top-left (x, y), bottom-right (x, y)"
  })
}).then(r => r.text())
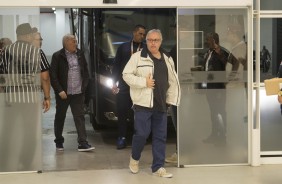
top-left (123, 29), bottom-right (181, 178)
top-left (112, 24), bottom-right (146, 149)
top-left (202, 32), bottom-right (229, 146)
top-left (0, 37), bottom-right (12, 51)
top-left (0, 37), bottom-right (12, 92)
top-left (0, 23), bottom-right (50, 171)
top-left (261, 45), bottom-right (271, 73)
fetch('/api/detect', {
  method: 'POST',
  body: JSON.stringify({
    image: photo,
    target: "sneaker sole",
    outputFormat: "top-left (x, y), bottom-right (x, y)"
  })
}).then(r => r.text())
top-left (129, 166), bottom-right (139, 174)
top-left (165, 159), bottom-right (177, 164)
top-left (153, 173), bottom-right (173, 178)
top-left (56, 148), bottom-right (64, 151)
top-left (78, 147), bottom-right (95, 152)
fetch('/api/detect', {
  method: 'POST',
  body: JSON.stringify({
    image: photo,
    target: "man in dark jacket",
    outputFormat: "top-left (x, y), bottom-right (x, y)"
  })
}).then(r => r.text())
top-left (50, 34), bottom-right (94, 152)
top-left (111, 25), bottom-right (146, 149)
top-left (202, 32), bottom-right (229, 146)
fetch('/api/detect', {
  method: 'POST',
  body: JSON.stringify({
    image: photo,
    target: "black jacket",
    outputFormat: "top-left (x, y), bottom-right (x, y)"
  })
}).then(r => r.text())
top-left (203, 47), bottom-right (229, 89)
top-left (50, 48), bottom-right (89, 95)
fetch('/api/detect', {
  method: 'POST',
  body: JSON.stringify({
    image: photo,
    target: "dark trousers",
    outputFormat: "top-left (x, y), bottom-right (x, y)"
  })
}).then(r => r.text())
top-left (131, 110), bottom-right (167, 172)
top-left (116, 93), bottom-right (133, 138)
top-left (54, 93), bottom-right (88, 145)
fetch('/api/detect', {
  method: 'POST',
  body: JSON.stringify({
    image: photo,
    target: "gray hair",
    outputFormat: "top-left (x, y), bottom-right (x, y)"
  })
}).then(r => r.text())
top-left (146, 29), bottom-right (163, 41)
top-left (62, 34), bottom-right (75, 48)
top-left (0, 37), bottom-right (12, 49)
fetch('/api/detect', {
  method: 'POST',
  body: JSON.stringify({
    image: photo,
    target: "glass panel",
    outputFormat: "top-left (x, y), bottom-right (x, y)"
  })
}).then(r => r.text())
top-left (260, 18), bottom-right (282, 152)
top-left (0, 7), bottom-right (42, 172)
top-left (260, 0), bottom-right (282, 11)
top-left (178, 8), bottom-right (249, 165)
top-left (260, 19), bottom-right (274, 81)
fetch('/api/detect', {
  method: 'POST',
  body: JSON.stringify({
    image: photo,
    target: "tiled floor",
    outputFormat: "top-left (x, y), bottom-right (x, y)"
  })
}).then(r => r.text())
top-left (1, 98), bottom-right (282, 183)
top-left (1, 164), bottom-right (282, 184)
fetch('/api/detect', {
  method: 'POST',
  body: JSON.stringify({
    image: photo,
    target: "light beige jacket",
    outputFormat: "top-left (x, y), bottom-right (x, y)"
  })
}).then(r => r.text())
top-left (122, 48), bottom-right (181, 108)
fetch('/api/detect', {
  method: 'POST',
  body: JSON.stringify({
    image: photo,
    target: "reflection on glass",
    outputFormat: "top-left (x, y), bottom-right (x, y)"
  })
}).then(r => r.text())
top-left (260, 18), bottom-right (282, 153)
top-left (0, 8), bottom-right (42, 172)
top-left (260, 0), bottom-right (282, 10)
top-left (178, 8), bottom-right (248, 166)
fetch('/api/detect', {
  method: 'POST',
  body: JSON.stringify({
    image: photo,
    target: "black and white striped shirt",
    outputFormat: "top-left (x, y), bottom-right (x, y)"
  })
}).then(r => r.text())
top-left (0, 41), bottom-right (50, 103)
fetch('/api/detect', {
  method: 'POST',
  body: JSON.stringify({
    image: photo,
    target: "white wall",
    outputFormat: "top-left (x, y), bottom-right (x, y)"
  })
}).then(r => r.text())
top-left (0, 8), bottom-right (39, 42)
top-left (40, 13), bottom-right (56, 56)
top-left (40, 11), bottom-right (70, 59)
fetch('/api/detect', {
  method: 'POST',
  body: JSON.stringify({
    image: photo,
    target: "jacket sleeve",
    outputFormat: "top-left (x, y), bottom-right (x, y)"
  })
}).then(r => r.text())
top-left (50, 53), bottom-right (63, 94)
top-left (166, 56), bottom-right (181, 106)
top-left (122, 53), bottom-right (147, 89)
top-left (81, 53), bottom-right (89, 92)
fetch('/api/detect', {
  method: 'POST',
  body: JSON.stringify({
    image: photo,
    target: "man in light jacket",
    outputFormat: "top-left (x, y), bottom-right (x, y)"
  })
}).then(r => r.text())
top-left (123, 29), bottom-right (180, 178)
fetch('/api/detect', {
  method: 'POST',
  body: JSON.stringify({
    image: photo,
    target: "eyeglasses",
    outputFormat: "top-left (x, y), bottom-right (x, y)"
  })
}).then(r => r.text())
top-left (146, 39), bottom-right (161, 43)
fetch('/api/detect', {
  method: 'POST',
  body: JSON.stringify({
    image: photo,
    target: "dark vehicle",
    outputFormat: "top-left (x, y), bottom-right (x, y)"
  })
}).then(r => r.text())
top-left (70, 8), bottom-right (176, 130)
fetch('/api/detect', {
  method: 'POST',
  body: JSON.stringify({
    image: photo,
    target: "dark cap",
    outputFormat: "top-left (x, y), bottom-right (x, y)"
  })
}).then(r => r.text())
top-left (16, 23), bottom-right (37, 36)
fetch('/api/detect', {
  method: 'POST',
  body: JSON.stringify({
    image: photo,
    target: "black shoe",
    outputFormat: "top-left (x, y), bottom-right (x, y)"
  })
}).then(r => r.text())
top-left (78, 143), bottom-right (95, 152)
top-left (56, 143), bottom-right (64, 151)
top-left (117, 137), bottom-right (127, 150)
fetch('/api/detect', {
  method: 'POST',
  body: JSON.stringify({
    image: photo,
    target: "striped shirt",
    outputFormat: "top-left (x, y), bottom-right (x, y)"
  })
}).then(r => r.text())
top-left (0, 40), bottom-right (49, 103)
top-left (40, 49), bottom-right (50, 72)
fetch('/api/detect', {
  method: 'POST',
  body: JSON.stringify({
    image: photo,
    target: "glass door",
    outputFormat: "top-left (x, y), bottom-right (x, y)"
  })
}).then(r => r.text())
top-left (177, 7), bottom-right (250, 166)
top-left (0, 7), bottom-right (42, 173)
top-left (257, 0), bottom-right (282, 160)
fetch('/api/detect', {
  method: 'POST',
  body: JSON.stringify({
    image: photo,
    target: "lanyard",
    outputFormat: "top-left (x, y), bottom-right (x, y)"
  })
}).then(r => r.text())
top-left (205, 50), bottom-right (213, 71)
top-left (131, 40), bottom-right (141, 55)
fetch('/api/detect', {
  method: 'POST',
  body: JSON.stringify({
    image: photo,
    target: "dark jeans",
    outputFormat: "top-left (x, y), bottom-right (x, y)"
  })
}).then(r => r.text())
top-left (54, 93), bottom-right (88, 145)
top-left (116, 93), bottom-right (133, 138)
top-left (131, 110), bottom-right (167, 172)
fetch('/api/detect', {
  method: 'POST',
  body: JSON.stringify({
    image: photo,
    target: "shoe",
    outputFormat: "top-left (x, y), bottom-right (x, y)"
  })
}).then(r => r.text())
top-left (129, 156), bottom-right (139, 174)
top-left (78, 143), bottom-right (95, 152)
top-left (117, 137), bottom-right (127, 150)
top-left (56, 143), bottom-right (64, 151)
top-left (153, 167), bottom-right (173, 178)
top-left (165, 152), bottom-right (177, 164)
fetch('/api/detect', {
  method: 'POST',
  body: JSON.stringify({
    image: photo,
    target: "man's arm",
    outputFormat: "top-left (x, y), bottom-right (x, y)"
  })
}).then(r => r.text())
top-left (111, 45), bottom-right (123, 94)
top-left (41, 70), bottom-right (51, 113)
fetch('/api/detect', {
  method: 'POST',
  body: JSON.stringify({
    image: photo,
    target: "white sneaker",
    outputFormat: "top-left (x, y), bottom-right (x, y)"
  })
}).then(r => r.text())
top-left (129, 156), bottom-right (139, 174)
top-left (153, 167), bottom-right (173, 178)
top-left (165, 152), bottom-right (177, 164)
